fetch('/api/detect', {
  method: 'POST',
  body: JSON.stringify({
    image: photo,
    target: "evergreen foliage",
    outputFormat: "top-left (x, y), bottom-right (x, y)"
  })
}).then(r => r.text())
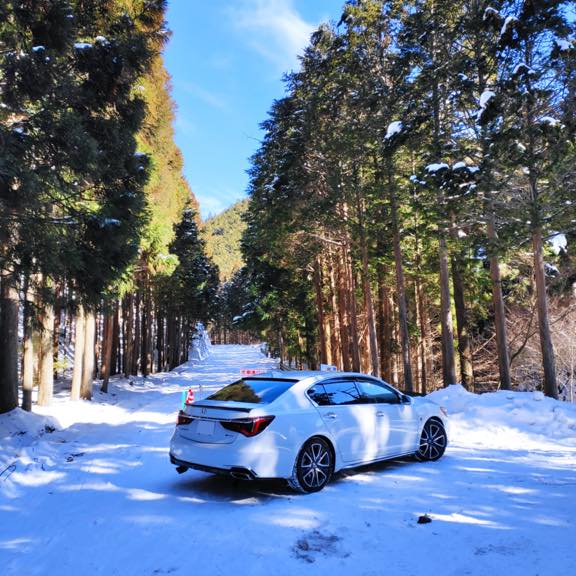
top-left (240, 0), bottom-right (576, 396)
top-left (203, 199), bottom-right (249, 282)
top-left (0, 1), bottom-right (216, 412)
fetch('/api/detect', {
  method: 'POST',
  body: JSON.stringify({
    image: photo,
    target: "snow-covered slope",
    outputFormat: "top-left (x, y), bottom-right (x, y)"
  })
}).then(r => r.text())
top-left (1, 346), bottom-right (575, 575)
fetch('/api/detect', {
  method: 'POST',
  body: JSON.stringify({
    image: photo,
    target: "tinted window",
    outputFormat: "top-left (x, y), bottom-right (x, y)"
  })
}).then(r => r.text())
top-left (207, 378), bottom-right (296, 404)
top-left (307, 384), bottom-right (331, 406)
top-left (356, 379), bottom-right (400, 404)
top-left (322, 380), bottom-right (363, 406)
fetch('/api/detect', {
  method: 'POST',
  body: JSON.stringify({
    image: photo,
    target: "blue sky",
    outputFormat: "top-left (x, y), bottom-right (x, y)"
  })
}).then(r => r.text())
top-left (164, 0), bottom-right (343, 219)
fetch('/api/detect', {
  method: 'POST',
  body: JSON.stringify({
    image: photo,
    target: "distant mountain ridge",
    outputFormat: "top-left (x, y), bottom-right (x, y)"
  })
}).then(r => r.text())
top-left (202, 199), bottom-right (249, 281)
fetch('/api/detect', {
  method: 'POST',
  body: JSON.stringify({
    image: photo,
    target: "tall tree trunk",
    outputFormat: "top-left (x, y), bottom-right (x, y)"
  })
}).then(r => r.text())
top-left (358, 216), bottom-right (380, 377)
top-left (141, 273), bottom-right (152, 377)
top-left (71, 306), bottom-right (85, 401)
top-left (390, 293), bottom-right (399, 387)
top-left (52, 286), bottom-right (61, 381)
top-left (487, 212), bottom-right (512, 390)
top-left (415, 275), bottom-right (433, 395)
top-left (429, 14), bottom-right (456, 387)
top-left (532, 228), bottom-right (558, 398)
top-left (414, 217), bottom-right (434, 394)
top-left (37, 293), bottom-right (55, 407)
top-left (171, 314), bottom-right (180, 369)
top-left (156, 309), bottom-right (164, 373)
top-left (450, 231), bottom-right (474, 389)
top-left (111, 302), bottom-right (120, 377)
top-left (327, 249), bottom-right (341, 369)
top-left (376, 261), bottom-right (393, 383)
top-left (124, 293), bottom-right (133, 377)
top-left (0, 270), bottom-right (19, 413)
top-left (132, 290), bottom-right (141, 375)
top-left (475, 32), bottom-right (512, 392)
top-left (22, 278), bottom-right (35, 411)
top-left (100, 309), bottom-right (114, 393)
top-left (344, 241), bottom-right (361, 372)
top-left (438, 235), bottom-right (457, 386)
top-left (336, 248), bottom-right (352, 371)
top-left (356, 199), bottom-right (380, 376)
top-left (313, 257), bottom-right (328, 366)
top-left (389, 172), bottom-right (414, 392)
top-left (523, 47), bottom-right (558, 398)
top-left (80, 310), bottom-right (96, 400)
top-left (167, 311), bottom-right (174, 370)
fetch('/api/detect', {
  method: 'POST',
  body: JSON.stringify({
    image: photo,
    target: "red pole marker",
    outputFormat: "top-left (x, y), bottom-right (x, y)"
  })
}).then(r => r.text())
top-left (185, 388), bottom-right (195, 406)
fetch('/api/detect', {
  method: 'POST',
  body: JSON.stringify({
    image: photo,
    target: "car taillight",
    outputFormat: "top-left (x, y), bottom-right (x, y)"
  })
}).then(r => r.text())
top-left (221, 416), bottom-right (275, 437)
top-left (177, 411), bottom-right (194, 426)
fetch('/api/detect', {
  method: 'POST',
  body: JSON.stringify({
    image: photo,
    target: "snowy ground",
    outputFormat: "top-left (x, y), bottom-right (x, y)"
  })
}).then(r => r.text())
top-left (1, 345), bottom-right (576, 576)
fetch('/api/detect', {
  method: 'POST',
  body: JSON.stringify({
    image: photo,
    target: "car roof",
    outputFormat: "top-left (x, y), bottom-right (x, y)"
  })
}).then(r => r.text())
top-left (245, 370), bottom-right (381, 383)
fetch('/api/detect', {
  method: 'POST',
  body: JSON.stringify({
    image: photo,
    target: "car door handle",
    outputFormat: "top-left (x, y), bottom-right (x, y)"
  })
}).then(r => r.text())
top-left (376, 411), bottom-right (386, 417)
top-left (325, 412), bottom-right (337, 419)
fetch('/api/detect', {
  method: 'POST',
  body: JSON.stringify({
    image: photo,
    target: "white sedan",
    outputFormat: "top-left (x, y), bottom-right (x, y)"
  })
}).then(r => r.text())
top-left (169, 371), bottom-right (448, 492)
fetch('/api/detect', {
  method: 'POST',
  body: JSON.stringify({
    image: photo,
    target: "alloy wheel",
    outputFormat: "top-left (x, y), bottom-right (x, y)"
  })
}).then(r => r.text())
top-left (295, 438), bottom-right (333, 492)
top-left (417, 420), bottom-right (447, 461)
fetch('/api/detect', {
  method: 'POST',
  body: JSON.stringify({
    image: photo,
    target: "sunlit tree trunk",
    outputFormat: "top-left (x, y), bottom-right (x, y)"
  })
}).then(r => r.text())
top-left (487, 208), bottom-right (512, 391)
top-left (532, 227), bottom-right (558, 398)
top-left (71, 305), bottom-right (85, 401)
top-left (80, 310), bottom-right (96, 400)
top-left (22, 278), bottom-right (35, 411)
top-left (37, 287), bottom-right (55, 407)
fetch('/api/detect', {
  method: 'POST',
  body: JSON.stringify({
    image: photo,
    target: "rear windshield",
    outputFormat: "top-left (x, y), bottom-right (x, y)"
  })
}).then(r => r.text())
top-left (206, 378), bottom-right (297, 404)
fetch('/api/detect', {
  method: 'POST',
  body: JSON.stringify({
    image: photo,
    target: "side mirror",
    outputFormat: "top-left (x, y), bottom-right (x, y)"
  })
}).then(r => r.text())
top-left (401, 394), bottom-right (412, 404)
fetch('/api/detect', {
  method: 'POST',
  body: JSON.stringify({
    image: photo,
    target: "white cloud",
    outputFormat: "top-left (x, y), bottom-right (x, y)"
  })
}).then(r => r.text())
top-left (173, 115), bottom-right (196, 134)
top-left (194, 186), bottom-right (245, 220)
top-left (196, 194), bottom-right (227, 220)
top-left (229, 0), bottom-right (314, 72)
top-left (179, 81), bottom-right (228, 110)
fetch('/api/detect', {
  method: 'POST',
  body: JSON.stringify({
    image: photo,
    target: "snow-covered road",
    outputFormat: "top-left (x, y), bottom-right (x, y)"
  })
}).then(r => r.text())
top-left (2, 344), bottom-right (576, 576)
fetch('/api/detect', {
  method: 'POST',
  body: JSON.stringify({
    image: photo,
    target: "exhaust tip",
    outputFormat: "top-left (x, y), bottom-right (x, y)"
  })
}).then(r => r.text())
top-left (230, 467), bottom-right (255, 481)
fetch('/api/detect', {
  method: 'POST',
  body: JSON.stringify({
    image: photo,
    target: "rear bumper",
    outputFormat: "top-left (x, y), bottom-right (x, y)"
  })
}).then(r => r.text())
top-left (170, 452), bottom-right (257, 480)
top-left (170, 427), bottom-right (296, 479)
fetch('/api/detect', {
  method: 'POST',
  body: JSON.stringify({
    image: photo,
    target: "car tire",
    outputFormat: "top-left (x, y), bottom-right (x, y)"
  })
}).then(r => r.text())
top-left (289, 436), bottom-right (334, 493)
top-left (415, 418), bottom-right (447, 462)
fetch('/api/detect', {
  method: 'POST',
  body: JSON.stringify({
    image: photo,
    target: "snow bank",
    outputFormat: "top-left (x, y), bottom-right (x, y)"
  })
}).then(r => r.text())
top-left (425, 384), bottom-right (576, 450)
top-left (0, 409), bottom-right (61, 489)
top-left (0, 408), bottom-right (60, 442)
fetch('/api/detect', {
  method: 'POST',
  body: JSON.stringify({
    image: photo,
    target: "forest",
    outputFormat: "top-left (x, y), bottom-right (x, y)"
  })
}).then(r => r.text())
top-left (1, 0), bottom-right (575, 416)
top-left (0, 0), bottom-right (218, 414)
top-left (228, 0), bottom-right (576, 400)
